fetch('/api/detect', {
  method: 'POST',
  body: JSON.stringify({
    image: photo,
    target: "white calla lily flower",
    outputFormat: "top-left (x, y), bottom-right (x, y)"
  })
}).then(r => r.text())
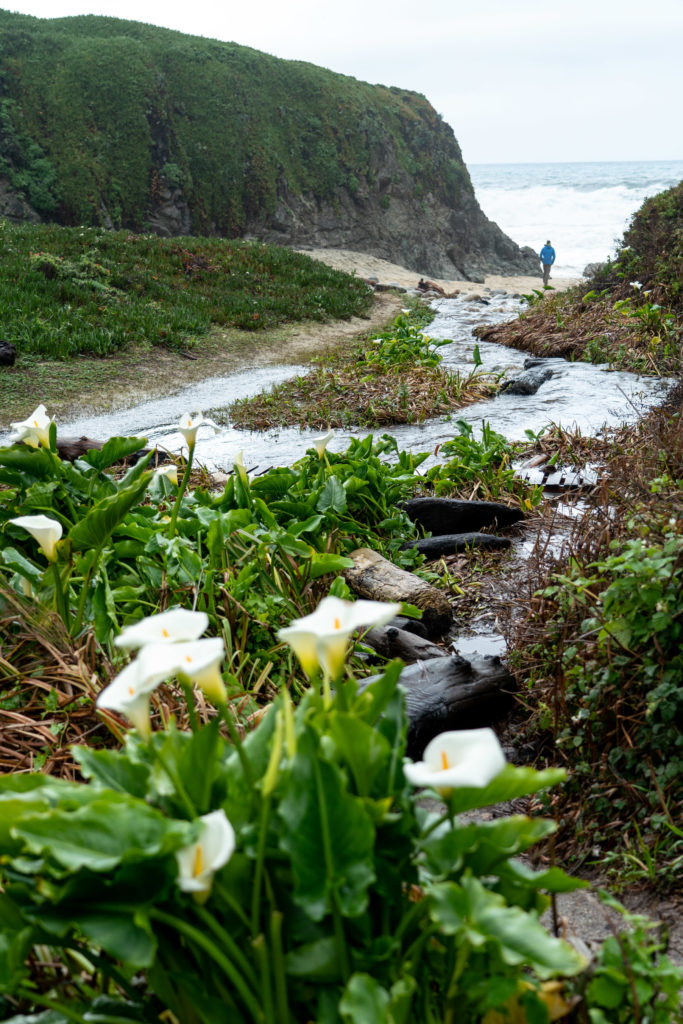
top-left (137, 636), bottom-right (227, 704)
top-left (153, 465), bottom-right (179, 486)
top-left (176, 809), bottom-right (236, 900)
top-left (177, 412), bottom-right (221, 449)
top-left (312, 430), bottom-right (335, 458)
top-left (630, 281), bottom-right (643, 290)
top-left (403, 728), bottom-right (506, 794)
top-left (114, 607), bottom-right (209, 650)
top-left (9, 514), bottom-right (63, 562)
top-left (10, 404), bottom-right (53, 449)
top-left (95, 660), bottom-right (161, 737)
top-left (278, 595), bottom-right (402, 680)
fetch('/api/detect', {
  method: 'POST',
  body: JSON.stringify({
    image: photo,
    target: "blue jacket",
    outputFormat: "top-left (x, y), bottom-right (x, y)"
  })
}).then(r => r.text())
top-left (539, 245), bottom-right (556, 265)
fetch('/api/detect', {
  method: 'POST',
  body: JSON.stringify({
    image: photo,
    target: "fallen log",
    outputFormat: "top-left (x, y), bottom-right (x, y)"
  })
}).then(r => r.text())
top-left (359, 653), bottom-right (516, 759)
top-left (389, 615), bottom-right (429, 640)
top-left (361, 624), bottom-right (448, 662)
top-left (402, 532), bottom-right (511, 559)
top-left (56, 435), bottom-right (169, 465)
top-left (344, 547), bottom-right (452, 638)
top-left (403, 497), bottom-right (523, 535)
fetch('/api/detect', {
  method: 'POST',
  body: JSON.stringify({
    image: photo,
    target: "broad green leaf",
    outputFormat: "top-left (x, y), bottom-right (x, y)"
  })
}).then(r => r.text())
top-left (340, 974), bottom-right (390, 1023)
top-left (0, 1012), bottom-right (68, 1023)
top-left (423, 817), bottom-right (557, 877)
top-left (80, 436), bottom-right (148, 471)
top-left (13, 795), bottom-right (196, 873)
top-left (1, 546), bottom-right (43, 585)
top-left (67, 475), bottom-right (152, 551)
top-left (317, 476), bottom-right (347, 514)
top-left (0, 445), bottom-right (57, 480)
top-left (285, 935), bottom-right (340, 981)
top-left (278, 727), bottom-right (376, 920)
top-left (328, 712), bottom-right (393, 797)
top-left (0, 894), bottom-right (33, 991)
top-left (37, 906), bottom-right (157, 968)
top-left (73, 747), bottom-right (151, 799)
top-left (442, 765), bottom-right (567, 816)
top-left (429, 875), bottom-right (585, 978)
top-left (308, 552), bottom-right (354, 579)
top-left (586, 970), bottom-right (628, 1009)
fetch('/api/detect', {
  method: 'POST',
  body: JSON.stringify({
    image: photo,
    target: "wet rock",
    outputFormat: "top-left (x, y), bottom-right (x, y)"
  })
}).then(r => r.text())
top-left (0, 341), bottom-right (17, 366)
top-left (403, 532), bottom-right (512, 559)
top-left (404, 497), bottom-right (524, 535)
top-left (499, 365), bottom-right (554, 395)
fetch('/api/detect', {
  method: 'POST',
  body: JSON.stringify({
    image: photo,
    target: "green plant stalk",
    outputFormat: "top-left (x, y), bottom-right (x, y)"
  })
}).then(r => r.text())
top-left (151, 908), bottom-right (265, 1023)
top-left (253, 933), bottom-right (275, 1024)
top-left (71, 544), bottom-right (104, 636)
top-left (152, 744), bottom-right (196, 819)
top-left (444, 940), bottom-right (471, 1024)
top-left (51, 560), bottom-right (70, 628)
top-left (194, 903), bottom-right (260, 991)
top-left (270, 910), bottom-right (291, 1024)
top-left (313, 754), bottom-right (350, 982)
top-left (251, 795), bottom-right (272, 936)
top-left (218, 699), bottom-right (255, 789)
top-left (168, 443), bottom-right (195, 538)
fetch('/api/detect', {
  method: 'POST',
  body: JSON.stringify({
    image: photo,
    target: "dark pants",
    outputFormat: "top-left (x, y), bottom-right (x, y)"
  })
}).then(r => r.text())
top-left (542, 263), bottom-right (552, 285)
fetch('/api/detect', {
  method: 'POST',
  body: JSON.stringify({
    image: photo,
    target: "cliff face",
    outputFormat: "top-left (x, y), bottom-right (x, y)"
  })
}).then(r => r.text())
top-left (0, 10), bottom-right (538, 280)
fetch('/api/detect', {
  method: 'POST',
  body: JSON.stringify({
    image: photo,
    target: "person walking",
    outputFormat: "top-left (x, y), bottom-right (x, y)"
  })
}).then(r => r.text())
top-left (539, 240), bottom-right (556, 285)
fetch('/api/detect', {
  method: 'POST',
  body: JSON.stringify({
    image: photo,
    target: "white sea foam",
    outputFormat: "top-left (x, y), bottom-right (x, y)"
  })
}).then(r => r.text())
top-left (469, 160), bottom-right (683, 278)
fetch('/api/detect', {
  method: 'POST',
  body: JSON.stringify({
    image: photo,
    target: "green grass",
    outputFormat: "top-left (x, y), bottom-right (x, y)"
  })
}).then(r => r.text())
top-left (0, 222), bottom-right (373, 359)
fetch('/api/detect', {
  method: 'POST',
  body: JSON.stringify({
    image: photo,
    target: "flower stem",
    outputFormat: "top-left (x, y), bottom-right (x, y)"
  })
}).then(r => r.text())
top-left (252, 934), bottom-right (275, 1024)
top-left (251, 795), bottom-right (271, 936)
top-left (167, 444), bottom-right (194, 538)
top-left (219, 699), bottom-right (255, 789)
top-left (151, 908), bottom-right (264, 1022)
top-left (270, 910), bottom-right (291, 1024)
top-left (52, 561), bottom-right (70, 628)
top-left (194, 903), bottom-right (259, 991)
top-left (313, 755), bottom-right (350, 981)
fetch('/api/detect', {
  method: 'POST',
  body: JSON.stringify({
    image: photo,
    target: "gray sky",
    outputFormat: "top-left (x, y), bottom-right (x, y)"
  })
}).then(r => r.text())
top-left (4, 0), bottom-right (682, 164)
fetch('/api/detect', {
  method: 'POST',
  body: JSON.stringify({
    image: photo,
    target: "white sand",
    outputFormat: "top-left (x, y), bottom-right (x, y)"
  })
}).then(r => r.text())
top-left (297, 247), bottom-right (579, 296)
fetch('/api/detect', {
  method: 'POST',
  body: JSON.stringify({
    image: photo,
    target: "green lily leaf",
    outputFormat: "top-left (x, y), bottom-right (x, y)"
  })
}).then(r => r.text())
top-left (285, 935), bottom-right (340, 982)
top-left (317, 476), bottom-right (347, 514)
top-left (73, 747), bottom-right (151, 799)
top-left (0, 445), bottom-right (58, 481)
top-left (440, 765), bottom-right (567, 816)
top-left (66, 474), bottom-right (152, 552)
top-left (423, 816), bottom-right (557, 878)
top-left (428, 874), bottom-right (585, 978)
top-left (13, 795), bottom-right (196, 874)
top-left (80, 436), bottom-right (149, 471)
top-left (340, 974), bottom-right (390, 1023)
top-left (1, 546), bottom-right (44, 585)
top-left (308, 552), bottom-right (354, 579)
top-left (328, 712), bottom-right (393, 798)
top-left (278, 726), bottom-right (376, 921)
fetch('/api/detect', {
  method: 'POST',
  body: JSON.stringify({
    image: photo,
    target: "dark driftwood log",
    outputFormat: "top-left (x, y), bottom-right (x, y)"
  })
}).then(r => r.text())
top-left (362, 625), bottom-right (449, 662)
top-left (403, 498), bottom-right (523, 535)
top-left (56, 436), bottom-right (169, 465)
top-left (359, 653), bottom-right (516, 759)
top-left (344, 547), bottom-right (452, 638)
top-left (403, 532), bottom-right (511, 559)
top-left (389, 615), bottom-right (429, 640)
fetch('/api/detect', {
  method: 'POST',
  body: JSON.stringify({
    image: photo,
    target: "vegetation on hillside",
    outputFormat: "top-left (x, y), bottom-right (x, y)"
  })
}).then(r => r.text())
top-left (0, 222), bottom-right (372, 358)
top-left (0, 9), bottom-right (470, 235)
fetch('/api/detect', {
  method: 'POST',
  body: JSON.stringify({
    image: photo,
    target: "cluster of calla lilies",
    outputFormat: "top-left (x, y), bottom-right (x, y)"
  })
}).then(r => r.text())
top-left (6, 403), bottom-right (511, 902)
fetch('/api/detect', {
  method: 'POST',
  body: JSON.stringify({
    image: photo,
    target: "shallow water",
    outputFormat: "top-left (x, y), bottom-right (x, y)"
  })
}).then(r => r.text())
top-left (10, 293), bottom-right (670, 473)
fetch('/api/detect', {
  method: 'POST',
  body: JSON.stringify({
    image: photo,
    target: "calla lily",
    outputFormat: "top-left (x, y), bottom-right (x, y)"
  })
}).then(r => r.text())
top-left (630, 281), bottom-right (643, 290)
top-left (9, 514), bottom-right (63, 562)
top-left (312, 430), bottom-right (335, 458)
top-left (176, 809), bottom-right (236, 901)
top-left (10, 404), bottom-right (53, 449)
top-left (95, 660), bottom-right (160, 737)
top-left (403, 728), bottom-right (506, 794)
top-left (136, 636), bottom-right (227, 704)
top-left (153, 465), bottom-right (179, 486)
top-left (114, 607), bottom-right (209, 650)
top-left (177, 412), bottom-right (221, 449)
top-left (278, 596), bottom-right (402, 681)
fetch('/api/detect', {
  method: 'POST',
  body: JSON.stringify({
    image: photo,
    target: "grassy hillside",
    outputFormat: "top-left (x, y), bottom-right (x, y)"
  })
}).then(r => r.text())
top-left (0, 9), bottom-right (470, 235)
top-left (0, 222), bottom-right (372, 359)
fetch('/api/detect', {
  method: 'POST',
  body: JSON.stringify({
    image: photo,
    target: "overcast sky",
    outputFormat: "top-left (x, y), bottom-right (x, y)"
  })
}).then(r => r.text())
top-left (4, 0), bottom-right (682, 165)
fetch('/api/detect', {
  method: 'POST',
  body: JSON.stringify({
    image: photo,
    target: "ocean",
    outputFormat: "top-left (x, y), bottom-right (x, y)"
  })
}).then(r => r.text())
top-left (468, 160), bottom-right (683, 279)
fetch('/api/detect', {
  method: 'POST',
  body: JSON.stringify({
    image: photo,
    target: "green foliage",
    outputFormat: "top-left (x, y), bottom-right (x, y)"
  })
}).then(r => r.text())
top-left (0, 663), bottom-right (593, 1023)
top-left (359, 315), bottom-right (452, 370)
top-left (0, 222), bottom-right (372, 357)
top-left (427, 419), bottom-right (542, 507)
top-left (576, 895), bottom-right (683, 1023)
top-left (0, 9), bottom-right (471, 235)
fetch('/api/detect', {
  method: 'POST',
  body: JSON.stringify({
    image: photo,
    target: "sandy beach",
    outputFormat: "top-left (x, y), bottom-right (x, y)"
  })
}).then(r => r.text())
top-left (297, 247), bottom-right (579, 295)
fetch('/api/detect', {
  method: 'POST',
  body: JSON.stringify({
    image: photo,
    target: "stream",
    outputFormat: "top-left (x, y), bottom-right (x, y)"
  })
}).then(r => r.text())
top-left (45, 291), bottom-right (670, 473)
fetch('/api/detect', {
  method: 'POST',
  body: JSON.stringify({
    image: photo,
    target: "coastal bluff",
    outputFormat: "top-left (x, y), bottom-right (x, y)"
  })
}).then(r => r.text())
top-left (0, 10), bottom-right (538, 282)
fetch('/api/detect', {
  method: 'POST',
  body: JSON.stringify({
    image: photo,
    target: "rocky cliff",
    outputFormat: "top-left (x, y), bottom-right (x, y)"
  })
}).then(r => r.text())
top-left (0, 10), bottom-right (538, 281)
